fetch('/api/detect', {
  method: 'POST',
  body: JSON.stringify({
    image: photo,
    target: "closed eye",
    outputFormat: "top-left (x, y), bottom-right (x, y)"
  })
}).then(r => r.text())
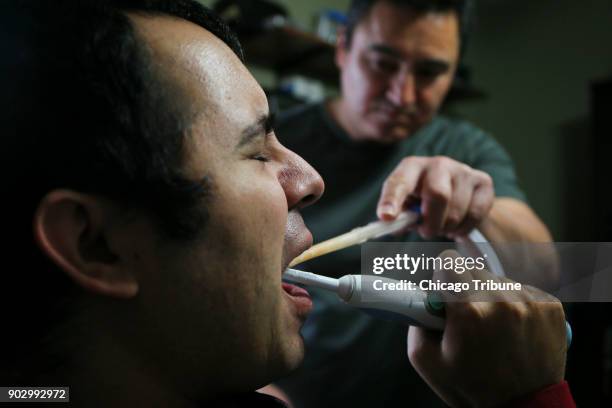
top-left (252, 153), bottom-right (270, 162)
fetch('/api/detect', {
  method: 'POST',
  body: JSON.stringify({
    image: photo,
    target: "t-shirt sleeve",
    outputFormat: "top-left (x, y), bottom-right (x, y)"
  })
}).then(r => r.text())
top-left (462, 126), bottom-right (527, 203)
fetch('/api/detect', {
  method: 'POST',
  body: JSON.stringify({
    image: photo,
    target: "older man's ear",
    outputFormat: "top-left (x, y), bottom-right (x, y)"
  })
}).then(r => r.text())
top-left (33, 190), bottom-right (139, 299)
top-left (334, 26), bottom-right (349, 69)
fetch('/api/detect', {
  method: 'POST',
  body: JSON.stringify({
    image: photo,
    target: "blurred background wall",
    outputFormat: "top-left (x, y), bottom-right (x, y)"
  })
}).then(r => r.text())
top-left (453, 0), bottom-right (612, 241)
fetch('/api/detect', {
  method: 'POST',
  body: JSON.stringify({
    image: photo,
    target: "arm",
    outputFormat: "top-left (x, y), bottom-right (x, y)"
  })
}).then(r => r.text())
top-left (479, 197), bottom-right (551, 243)
top-left (377, 156), bottom-right (558, 289)
top-left (479, 198), bottom-right (558, 290)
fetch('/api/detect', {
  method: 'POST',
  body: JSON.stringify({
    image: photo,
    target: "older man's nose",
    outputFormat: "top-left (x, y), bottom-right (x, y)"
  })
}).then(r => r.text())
top-left (387, 72), bottom-right (416, 107)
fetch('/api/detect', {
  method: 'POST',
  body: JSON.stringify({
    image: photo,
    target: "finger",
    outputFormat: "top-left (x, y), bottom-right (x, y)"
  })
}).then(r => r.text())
top-left (419, 165), bottom-right (452, 238)
top-left (453, 174), bottom-right (494, 237)
top-left (443, 175), bottom-right (472, 236)
top-left (377, 157), bottom-right (425, 220)
top-left (469, 267), bottom-right (523, 302)
top-left (520, 283), bottom-right (559, 303)
top-left (430, 250), bottom-right (475, 303)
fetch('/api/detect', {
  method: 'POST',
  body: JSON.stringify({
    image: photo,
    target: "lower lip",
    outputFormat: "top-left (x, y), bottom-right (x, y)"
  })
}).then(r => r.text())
top-left (282, 282), bottom-right (313, 317)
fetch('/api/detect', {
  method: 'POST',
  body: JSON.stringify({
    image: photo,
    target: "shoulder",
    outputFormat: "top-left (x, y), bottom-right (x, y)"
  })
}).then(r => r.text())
top-left (428, 115), bottom-right (491, 143)
top-left (421, 115), bottom-right (507, 160)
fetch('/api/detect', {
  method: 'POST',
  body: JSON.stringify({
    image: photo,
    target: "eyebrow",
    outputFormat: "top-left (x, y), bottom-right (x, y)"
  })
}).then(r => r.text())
top-left (237, 112), bottom-right (276, 148)
top-left (416, 59), bottom-right (451, 72)
top-left (368, 44), bottom-right (451, 71)
top-left (368, 44), bottom-right (403, 58)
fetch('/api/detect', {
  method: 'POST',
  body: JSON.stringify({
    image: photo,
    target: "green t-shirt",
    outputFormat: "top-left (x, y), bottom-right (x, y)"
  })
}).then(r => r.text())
top-left (275, 102), bottom-right (526, 408)
top-left (278, 102), bottom-right (525, 279)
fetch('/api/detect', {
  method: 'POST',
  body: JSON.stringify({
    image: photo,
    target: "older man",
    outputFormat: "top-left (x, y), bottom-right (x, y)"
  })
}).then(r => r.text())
top-left (275, 0), bottom-right (554, 407)
top-left (1, 1), bottom-right (571, 407)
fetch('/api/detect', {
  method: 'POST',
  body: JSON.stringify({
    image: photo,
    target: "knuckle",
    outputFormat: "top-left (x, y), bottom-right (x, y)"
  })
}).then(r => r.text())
top-left (507, 303), bottom-right (530, 322)
top-left (400, 156), bottom-right (419, 168)
top-left (446, 212), bottom-right (462, 227)
top-left (439, 249), bottom-right (459, 258)
top-left (476, 170), bottom-right (494, 187)
top-left (431, 156), bottom-right (452, 169)
top-left (427, 186), bottom-right (450, 202)
top-left (458, 162), bottom-right (473, 174)
top-left (543, 299), bottom-right (564, 319)
top-left (457, 302), bottom-right (484, 321)
top-left (466, 206), bottom-right (483, 222)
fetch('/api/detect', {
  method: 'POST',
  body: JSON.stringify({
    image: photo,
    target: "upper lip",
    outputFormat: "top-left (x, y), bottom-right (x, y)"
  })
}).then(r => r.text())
top-left (375, 103), bottom-right (417, 117)
top-left (282, 225), bottom-right (313, 275)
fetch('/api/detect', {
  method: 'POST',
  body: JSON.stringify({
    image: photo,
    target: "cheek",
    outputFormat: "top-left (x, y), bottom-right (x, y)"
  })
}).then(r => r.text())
top-left (420, 77), bottom-right (453, 110)
top-left (222, 175), bottom-right (288, 291)
top-left (344, 60), bottom-right (385, 109)
top-left (222, 171), bottom-right (286, 242)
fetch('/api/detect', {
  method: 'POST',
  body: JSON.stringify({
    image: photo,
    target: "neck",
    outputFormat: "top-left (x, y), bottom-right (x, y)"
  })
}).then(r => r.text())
top-left (66, 329), bottom-right (196, 407)
top-left (30, 304), bottom-right (221, 407)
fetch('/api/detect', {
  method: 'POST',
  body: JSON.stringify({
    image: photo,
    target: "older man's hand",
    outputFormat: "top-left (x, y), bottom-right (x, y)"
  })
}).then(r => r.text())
top-left (377, 156), bottom-right (494, 239)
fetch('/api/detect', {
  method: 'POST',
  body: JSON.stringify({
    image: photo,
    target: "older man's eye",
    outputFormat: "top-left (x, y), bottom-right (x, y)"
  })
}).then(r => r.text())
top-left (416, 68), bottom-right (440, 79)
top-left (367, 56), bottom-right (400, 75)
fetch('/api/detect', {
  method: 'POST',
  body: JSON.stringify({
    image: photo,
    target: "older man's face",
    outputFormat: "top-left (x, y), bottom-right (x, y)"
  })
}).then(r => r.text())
top-left (336, 1), bottom-right (460, 143)
top-left (124, 14), bottom-right (324, 395)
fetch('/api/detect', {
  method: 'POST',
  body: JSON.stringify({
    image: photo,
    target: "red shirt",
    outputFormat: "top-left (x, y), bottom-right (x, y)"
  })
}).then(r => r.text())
top-left (506, 381), bottom-right (576, 408)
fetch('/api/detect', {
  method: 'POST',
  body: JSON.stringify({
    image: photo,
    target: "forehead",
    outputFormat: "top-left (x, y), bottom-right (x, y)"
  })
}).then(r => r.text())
top-left (354, 2), bottom-right (460, 59)
top-left (129, 13), bottom-right (268, 146)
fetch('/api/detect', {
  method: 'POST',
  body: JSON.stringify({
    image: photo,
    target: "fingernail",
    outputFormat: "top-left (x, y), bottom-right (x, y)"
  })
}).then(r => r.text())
top-left (419, 226), bottom-right (432, 240)
top-left (379, 203), bottom-right (396, 217)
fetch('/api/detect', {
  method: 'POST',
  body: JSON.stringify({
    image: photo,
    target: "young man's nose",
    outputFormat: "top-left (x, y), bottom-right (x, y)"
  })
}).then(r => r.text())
top-left (280, 151), bottom-right (325, 211)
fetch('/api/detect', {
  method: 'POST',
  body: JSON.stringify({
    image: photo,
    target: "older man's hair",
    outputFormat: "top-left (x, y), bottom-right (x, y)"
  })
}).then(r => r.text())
top-left (344, 0), bottom-right (472, 56)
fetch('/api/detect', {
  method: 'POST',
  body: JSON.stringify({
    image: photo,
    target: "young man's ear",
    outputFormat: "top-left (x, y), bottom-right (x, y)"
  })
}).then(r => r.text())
top-left (335, 26), bottom-right (348, 69)
top-left (33, 190), bottom-right (139, 298)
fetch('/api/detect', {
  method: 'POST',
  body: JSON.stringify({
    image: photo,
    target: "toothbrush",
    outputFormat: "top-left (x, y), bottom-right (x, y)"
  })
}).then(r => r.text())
top-left (283, 268), bottom-right (445, 329)
top-left (284, 268), bottom-right (573, 347)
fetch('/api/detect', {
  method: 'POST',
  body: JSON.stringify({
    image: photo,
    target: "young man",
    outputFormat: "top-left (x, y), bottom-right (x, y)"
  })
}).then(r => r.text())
top-left (1, 1), bottom-right (572, 407)
top-left (275, 1), bottom-right (557, 406)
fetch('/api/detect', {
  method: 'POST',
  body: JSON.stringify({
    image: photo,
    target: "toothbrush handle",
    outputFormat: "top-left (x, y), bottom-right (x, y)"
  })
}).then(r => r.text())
top-left (346, 276), bottom-right (572, 347)
top-left (339, 275), bottom-right (445, 330)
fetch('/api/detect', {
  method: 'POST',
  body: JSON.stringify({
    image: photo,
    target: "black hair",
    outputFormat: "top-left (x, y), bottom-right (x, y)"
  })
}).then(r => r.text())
top-left (344, 0), bottom-right (472, 57)
top-left (0, 0), bottom-right (242, 381)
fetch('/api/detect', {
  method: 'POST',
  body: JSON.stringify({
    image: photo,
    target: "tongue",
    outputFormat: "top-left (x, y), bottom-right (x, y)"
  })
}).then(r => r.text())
top-left (282, 282), bottom-right (310, 298)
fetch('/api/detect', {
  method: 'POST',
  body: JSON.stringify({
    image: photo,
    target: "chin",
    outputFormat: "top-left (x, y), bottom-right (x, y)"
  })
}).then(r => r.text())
top-left (264, 333), bottom-right (305, 383)
top-left (369, 128), bottom-right (410, 144)
top-left (281, 335), bottom-right (306, 373)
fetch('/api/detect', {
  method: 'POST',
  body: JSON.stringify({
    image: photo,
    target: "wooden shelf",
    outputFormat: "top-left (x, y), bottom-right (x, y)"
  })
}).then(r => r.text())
top-left (239, 25), bottom-right (338, 84)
